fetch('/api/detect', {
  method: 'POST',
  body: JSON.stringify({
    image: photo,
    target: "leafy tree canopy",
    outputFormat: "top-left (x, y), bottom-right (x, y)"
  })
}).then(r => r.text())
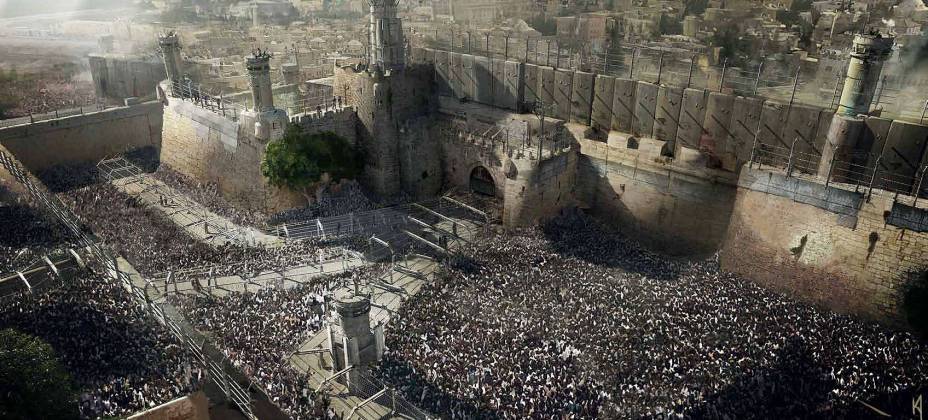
top-left (261, 125), bottom-right (364, 192)
top-left (0, 329), bottom-right (79, 420)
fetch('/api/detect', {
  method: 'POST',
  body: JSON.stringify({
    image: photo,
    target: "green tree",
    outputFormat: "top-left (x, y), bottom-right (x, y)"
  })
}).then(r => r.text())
top-left (0, 329), bottom-right (78, 420)
top-left (261, 126), bottom-right (364, 201)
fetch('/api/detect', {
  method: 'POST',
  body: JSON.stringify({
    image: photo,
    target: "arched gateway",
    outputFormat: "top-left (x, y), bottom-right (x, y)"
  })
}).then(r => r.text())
top-left (469, 166), bottom-right (496, 196)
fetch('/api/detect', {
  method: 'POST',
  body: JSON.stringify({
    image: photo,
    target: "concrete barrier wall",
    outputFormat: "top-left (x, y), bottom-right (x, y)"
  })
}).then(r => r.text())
top-left (653, 86), bottom-right (682, 144)
top-left (728, 96), bottom-right (764, 162)
top-left (474, 56), bottom-right (494, 105)
top-left (876, 120), bottom-right (928, 190)
top-left (553, 70), bottom-right (573, 121)
top-left (703, 92), bottom-right (735, 168)
top-left (677, 88), bottom-right (708, 151)
top-left (502, 60), bottom-right (523, 111)
top-left (539, 66), bottom-right (556, 113)
top-left (0, 102), bottom-right (163, 172)
top-left (523, 63), bottom-right (541, 106)
top-left (450, 52), bottom-right (465, 99)
top-left (634, 81), bottom-right (658, 137)
top-left (462, 54), bottom-right (476, 100)
top-left (612, 78), bottom-right (637, 133)
top-left (570, 71), bottom-right (594, 125)
top-left (434, 50), bottom-right (451, 96)
top-left (416, 49), bottom-right (928, 178)
top-left (591, 75), bottom-right (615, 131)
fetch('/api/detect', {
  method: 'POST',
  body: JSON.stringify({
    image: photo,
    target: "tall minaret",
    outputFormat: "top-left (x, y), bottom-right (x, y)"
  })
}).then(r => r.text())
top-left (246, 49), bottom-right (275, 112)
top-left (245, 49), bottom-right (288, 141)
top-left (368, 0), bottom-right (405, 71)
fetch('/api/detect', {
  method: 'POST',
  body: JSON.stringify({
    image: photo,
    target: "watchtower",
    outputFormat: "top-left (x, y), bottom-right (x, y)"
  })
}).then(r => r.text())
top-left (368, 0), bottom-right (405, 71)
top-left (158, 31), bottom-right (183, 84)
top-left (327, 284), bottom-right (384, 392)
top-left (837, 33), bottom-right (894, 117)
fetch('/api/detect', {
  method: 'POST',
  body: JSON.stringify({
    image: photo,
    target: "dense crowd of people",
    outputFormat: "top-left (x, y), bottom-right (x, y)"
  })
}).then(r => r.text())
top-left (168, 267), bottom-right (382, 420)
top-left (152, 165), bottom-right (269, 229)
top-left (0, 69), bottom-right (95, 119)
top-left (375, 210), bottom-right (928, 419)
top-left (0, 270), bottom-right (201, 419)
top-left (55, 177), bottom-right (327, 277)
top-left (0, 198), bottom-right (75, 271)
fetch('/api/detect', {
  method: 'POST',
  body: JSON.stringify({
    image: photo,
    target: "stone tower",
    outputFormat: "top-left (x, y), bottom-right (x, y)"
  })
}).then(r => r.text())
top-left (247, 50), bottom-right (275, 112)
top-left (368, 0), bottom-right (405, 71)
top-left (158, 32), bottom-right (183, 84)
top-left (837, 33), bottom-right (894, 117)
top-left (327, 286), bottom-right (383, 392)
top-left (245, 49), bottom-right (288, 141)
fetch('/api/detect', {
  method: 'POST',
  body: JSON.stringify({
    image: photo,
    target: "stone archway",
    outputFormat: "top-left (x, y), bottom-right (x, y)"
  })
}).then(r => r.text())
top-left (469, 166), bottom-right (496, 196)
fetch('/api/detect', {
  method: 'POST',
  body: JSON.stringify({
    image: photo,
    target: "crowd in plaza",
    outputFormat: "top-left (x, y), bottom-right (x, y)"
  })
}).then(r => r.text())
top-left (0, 270), bottom-right (201, 419)
top-left (53, 173), bottom-right (329, 277)
top-left (0, 73), bottom-right (95, 119)
top-left (168, 267), bottom-right (382, 420)
top-left (0, 198), bottom-right (74, 271)
top-left (152, 165), bottom-right (269, 229)
top-left (376, 210), bottom-right (928, 419)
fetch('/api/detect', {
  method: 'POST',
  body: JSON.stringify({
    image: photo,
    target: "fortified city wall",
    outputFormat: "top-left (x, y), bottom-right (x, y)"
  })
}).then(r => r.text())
top-left (0, 101), bottom-right (163, 172)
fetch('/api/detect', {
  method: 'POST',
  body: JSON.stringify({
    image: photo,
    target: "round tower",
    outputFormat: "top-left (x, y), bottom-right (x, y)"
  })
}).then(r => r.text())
top-left (158, 31), bottom-right (183, 84)
top-left (837, 33), bottom-right (894, 117)
top-left (246, 50), bottom-right (275, 112)
top-left (368, 0), bottom-right (405, 72)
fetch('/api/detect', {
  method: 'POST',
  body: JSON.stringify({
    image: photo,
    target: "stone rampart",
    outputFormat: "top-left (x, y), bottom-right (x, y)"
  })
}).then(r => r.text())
top-left (721, 167), bottom-right (928, 324)
top-left (0, 102), bottom-right (163, 172)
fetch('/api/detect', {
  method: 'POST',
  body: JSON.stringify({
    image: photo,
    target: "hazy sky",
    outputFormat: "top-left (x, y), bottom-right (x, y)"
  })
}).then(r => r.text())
top-left (0, 0), bottom-right (130, 18)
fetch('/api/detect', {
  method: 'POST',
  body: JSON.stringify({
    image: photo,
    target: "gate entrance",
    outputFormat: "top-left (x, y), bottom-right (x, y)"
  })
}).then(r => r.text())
top-left (469, 166), bottom-right (496, 196)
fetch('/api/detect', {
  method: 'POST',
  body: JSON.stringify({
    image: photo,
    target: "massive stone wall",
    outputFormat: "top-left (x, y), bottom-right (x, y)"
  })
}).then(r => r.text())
top-left (572, 129), bottom-right (739, 256)
top-left (721, 167), bottom-right (928, 324)
top-left (0, 102), bottom-right (163, 172)
top-left (89, 54), bottom-right (166, 103)
top-left (160, 94), bottom-right (357, 213)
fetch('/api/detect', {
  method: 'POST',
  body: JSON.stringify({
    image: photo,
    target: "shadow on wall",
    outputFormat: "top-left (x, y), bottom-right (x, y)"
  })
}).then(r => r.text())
top-left (903, 269), bottom-right (928, 339)
top-left (575, 155), bottom-right (738, 258)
